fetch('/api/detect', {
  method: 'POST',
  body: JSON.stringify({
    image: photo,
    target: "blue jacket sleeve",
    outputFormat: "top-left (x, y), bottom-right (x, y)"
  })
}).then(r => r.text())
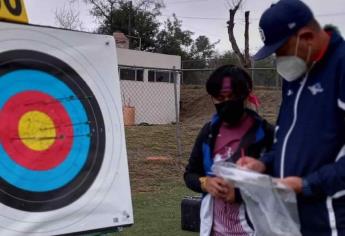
top-left (260, 124), bottom-right (280, 175)
top-left (304, 57), bottom-right (345, 197)
top-left (338, 58), bottom-right (345, 110)
top-left (184, 123), bottom-right (209, 193)
top-left (305, 153), bottom-right (345, 197)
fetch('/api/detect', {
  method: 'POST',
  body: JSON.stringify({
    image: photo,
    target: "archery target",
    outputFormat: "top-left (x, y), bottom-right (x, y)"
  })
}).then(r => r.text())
top-left (0, 22), bottom-right (133, 236)
top-left (0, 50), bottom-right (105, 212)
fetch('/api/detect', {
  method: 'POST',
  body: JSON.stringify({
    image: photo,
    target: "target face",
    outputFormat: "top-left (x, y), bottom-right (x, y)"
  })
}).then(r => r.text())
top-left (0, 50), bottom-right (106, 212)
top-left (0, 21), bottom-right (133, 236)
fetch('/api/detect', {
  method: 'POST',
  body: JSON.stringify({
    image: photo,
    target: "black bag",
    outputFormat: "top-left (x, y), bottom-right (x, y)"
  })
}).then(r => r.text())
top-left (181, 196), bottom-right (202, 232)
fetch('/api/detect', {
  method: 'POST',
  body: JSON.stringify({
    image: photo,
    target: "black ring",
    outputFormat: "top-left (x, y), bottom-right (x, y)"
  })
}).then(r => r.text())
top-left (0, 50), bottom-right (106, 212)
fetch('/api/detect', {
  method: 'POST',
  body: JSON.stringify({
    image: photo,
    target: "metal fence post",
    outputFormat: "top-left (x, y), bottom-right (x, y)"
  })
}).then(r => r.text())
top-left (173, 66), bottom-right (183, 163)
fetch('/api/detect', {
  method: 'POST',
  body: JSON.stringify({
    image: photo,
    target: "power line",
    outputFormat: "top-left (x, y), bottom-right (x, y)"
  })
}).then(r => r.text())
top-left (162, 14), bottom-right (226, 21)
top-left (166, 0), bottom-right (209, 5)
top-left (182, 23), bottom-right (226, 38)
top-left (162, 11), bottom-right (345, 22)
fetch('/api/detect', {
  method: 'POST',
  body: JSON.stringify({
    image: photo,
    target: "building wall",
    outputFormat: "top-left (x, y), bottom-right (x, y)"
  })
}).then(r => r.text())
top-left (117, 48), bottom-right (181, 125)
top-left (117, 48), bottom-right (181, 69)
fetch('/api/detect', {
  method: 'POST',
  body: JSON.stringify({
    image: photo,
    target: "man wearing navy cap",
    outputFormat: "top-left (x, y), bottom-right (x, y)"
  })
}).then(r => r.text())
top-left (238, 0), bottom-right (345, 235)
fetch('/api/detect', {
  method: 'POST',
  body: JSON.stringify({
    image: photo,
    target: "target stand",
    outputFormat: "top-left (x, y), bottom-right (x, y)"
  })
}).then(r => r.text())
top-left (0, 21), bottom-right (133, 236)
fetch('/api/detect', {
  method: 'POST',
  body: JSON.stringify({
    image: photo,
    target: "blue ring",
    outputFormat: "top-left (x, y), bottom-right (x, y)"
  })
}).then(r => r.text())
top-left (0, 69), bottom-right (91, 192)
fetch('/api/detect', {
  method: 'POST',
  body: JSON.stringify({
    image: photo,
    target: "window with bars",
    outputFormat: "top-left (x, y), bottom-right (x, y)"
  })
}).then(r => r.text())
top-left (119, 68), bottom-right (144, 82)
top-left (148, 70), bottom-right (177, 83)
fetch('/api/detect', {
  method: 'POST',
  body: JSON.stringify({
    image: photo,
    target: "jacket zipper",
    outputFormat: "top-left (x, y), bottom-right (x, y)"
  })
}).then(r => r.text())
top-left (279, 69), bottom-right (313, 178)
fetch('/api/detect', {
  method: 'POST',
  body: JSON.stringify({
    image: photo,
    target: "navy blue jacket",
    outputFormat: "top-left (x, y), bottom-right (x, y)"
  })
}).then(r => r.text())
top-left (261, 30), bottom-right (345, 236)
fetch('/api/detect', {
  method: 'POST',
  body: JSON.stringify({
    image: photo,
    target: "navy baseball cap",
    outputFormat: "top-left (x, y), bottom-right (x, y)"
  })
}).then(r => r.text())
top-left (253, 0), bottom-right (314, 61)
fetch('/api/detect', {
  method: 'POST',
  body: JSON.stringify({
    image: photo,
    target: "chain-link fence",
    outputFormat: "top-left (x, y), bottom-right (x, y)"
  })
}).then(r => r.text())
top-left (179, 67), bottom-right (282, 164)
top-left (181, 57), bottom-right (281, 89)
top-left (118, 64), bottom-right (283, 236)
top-left (119, 65), bottom-right (184, 169)
top-left (119, 65), bottom-right (282, 167)
top-left (119, 65), bottom-right (181, 126)
top-left (182, 67), bottom-right (282, 89)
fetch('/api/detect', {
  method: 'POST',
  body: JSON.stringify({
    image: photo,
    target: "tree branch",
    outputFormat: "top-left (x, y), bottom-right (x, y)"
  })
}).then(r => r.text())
top-left (244, 11), bottom-right (251, 68)
top-left (55, 3), bottom-right (83, 30)
top-left (88, 0), bottom-right (113, 22)
top-left (227, 0), bottom-right (246, 66)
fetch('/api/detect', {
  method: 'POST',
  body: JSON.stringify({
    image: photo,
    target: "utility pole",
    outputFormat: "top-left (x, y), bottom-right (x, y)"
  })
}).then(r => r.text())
top-left (125, 35), bottom-right (142, 50)
top-left (128, 1), bottom-right (133, 49)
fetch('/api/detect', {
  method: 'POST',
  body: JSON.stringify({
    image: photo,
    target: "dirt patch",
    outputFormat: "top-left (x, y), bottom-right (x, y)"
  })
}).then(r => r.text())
top-left (180, 85), bottom-right (215, 125)
top-left (180, 85), bottom-right (281, 125)
top-left (126, 86), bottom-right (282, 194)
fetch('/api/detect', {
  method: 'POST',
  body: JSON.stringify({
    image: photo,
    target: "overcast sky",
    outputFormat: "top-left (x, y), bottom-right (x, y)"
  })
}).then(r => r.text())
top-left (25, 0), bottom-right (345, 54)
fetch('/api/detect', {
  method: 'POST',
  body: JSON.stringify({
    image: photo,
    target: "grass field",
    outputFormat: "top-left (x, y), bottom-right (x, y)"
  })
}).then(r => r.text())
top-left (119, 181), bottom-right (197, 236)
top-left (109, 86), bottom-right (281, 236)
top-left (108, 124), bottom-right (197, 236)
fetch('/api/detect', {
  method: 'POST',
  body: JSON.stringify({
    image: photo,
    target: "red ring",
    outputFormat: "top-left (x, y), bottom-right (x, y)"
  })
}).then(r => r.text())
top-left (0, 91), bottom-right (73, 170)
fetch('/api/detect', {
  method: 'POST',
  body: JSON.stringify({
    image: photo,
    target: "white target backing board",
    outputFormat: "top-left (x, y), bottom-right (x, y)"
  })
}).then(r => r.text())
top-left (0, 21), bottom-right (133, 235)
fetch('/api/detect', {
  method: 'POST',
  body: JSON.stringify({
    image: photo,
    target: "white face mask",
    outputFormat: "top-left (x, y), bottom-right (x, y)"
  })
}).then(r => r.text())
top-left (276, 56), bottom-right (307, 82)
top-left (276, 37), bottom-right (311, 82)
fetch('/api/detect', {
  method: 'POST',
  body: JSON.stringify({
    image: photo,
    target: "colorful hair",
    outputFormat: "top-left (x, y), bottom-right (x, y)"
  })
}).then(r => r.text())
top-left (206, 65), bottom-right (253, 99)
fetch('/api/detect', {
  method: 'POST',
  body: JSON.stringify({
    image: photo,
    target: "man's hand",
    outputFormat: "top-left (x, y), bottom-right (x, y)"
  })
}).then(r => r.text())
top-left (205, 177), bottom-right (235, 202)
top-left (277, 177), bottom-right (303, 194)
top-left (237, 156), bottom-right (266, 173)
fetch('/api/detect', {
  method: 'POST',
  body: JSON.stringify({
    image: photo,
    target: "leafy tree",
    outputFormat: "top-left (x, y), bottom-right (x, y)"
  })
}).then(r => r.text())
top-left (82, 0), bottom-right (163, 50)
top-left (68, 0), bottom-right (218, 59)
top-left (182, 36), bottom-right (218, 69)
top-left (190, 36), bottom-right (218, 60)
top-left (207, 50), bottom-right (240, 68)
top-left (155, 14), bottom-right (193, 58)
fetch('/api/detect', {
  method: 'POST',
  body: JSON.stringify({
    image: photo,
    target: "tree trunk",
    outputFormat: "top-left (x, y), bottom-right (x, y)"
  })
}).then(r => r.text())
top-left (227, 0), bottom-right (252, 68)
top-left (228, 7), bottom-right (246, 67)
top-left (244, 11), bottom-right (251, 68)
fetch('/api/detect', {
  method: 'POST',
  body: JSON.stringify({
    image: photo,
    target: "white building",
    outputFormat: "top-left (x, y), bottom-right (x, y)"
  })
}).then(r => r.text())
top-left (116, 43), bottom-right (181, 125)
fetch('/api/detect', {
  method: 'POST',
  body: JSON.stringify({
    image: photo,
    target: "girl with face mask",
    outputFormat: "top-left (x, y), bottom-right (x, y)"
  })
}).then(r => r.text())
top-left (184, 65), bottom-right (274, 236)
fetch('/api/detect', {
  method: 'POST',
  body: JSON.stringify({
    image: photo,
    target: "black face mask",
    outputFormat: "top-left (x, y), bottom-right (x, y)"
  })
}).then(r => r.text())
top-left (215, 99), bottom-right (245, 126)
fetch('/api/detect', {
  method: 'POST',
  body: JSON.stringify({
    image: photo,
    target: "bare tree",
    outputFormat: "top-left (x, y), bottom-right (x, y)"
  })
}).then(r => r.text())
top-left (227, 0), bottom-right (251, 68)
top-left (55, 3), bottom-right (84, 30)
top-left (81, 0), bottom-right (118, 27)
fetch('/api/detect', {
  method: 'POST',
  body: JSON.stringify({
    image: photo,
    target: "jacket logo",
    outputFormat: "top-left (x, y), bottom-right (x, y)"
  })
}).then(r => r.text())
top-left (287, 90), bottom-right (294, 96)
top-left (308, 83), bottom-right (324, 96)
top-left (288, 22), bottom-right (296, 29)
top-left (274, 126), bottom-right (279, 144)
top-left (259, 27), bottom-right (266, 42)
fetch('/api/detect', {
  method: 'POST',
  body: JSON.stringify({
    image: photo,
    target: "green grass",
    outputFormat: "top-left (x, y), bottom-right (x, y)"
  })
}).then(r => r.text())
top-left (91, 87), bottom-right (281, 236)
top-left (108, 123), bottom-right (200, 236)
top-left (119, 182), bottom-right (198, 236)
